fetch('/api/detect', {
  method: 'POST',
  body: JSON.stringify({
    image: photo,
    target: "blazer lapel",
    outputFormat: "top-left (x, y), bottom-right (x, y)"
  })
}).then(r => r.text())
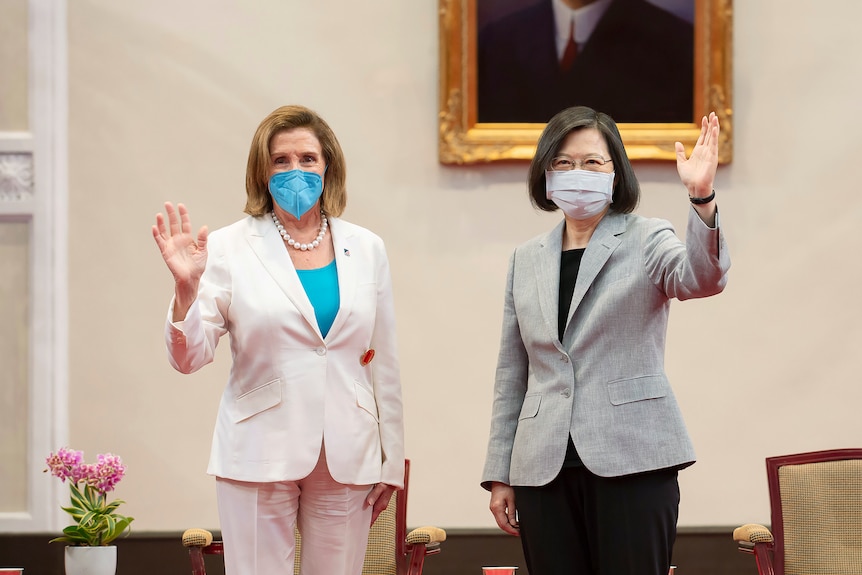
top-left (563, 211), bottom-right (627, 337)
top-left (324, 217), bottom-right (357, 341)
top-left (535, 219), bottom-right (566, 347)
top-left (245, 216), bottom-right (322, 339)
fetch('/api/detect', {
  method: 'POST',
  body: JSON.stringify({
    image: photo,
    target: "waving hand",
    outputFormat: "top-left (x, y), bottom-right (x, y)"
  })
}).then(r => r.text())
top-left (152, 202), bottom-right (208, 320)
top-left (675, 112), bottom-right (720, 198)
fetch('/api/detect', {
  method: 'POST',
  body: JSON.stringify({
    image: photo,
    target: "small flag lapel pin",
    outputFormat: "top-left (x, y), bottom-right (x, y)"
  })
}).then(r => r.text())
top-left (344, 248), bottom-right (350, 257)
top-left (360, 349), bottom-right (375, 366)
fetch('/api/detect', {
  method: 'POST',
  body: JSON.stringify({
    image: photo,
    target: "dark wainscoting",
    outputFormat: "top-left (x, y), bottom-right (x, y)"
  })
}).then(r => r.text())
top-left (0, 527), bottom-right (758, 575)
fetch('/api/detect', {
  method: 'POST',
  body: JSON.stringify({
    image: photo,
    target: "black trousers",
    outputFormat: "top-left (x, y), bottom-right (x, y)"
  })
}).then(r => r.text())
top-left (513, 466), bottom-right (679, 575)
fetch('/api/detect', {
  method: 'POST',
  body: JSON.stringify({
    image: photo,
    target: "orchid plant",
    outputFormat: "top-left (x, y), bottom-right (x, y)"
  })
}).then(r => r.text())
top-left (45, 448), bottom-right (135, 546)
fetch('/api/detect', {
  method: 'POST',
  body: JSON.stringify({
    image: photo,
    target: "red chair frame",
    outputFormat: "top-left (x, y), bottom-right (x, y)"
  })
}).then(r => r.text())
top-left (750, 448), bottom-right (862, 575)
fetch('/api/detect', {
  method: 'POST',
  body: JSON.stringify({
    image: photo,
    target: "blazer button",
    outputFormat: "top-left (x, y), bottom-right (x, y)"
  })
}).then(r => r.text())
top-left (560, 354), bottom-right (569, 363)
top-left (315, 346), bottom-right (326, 356)
top-left (561, 389), bottom-right (571, 398)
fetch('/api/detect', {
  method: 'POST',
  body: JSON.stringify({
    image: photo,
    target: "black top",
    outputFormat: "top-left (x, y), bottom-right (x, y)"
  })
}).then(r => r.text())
top-left (559, 248), bottom-right (585, 468)
top-left (558, 248), bottom-right (585, 341)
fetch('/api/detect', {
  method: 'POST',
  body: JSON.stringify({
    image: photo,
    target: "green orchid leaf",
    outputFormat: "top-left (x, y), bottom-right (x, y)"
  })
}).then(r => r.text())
top-left (102, 516), bottom-right (134, 545)
top-left (50, 534), bottom-right (88, 545)
top-left (103, 514), bottom-right (117, 538)
top-left (69, 484), bottom-right (89, 510)
top-left (86, 516), bottom-right (109, 534)
top-left (83, 485), bottom-right (101, 509)
top-left (60, 505), bottom-right (86, 520)
top-left (52, 525), bottom-right (96, 546)
top-left (78, 510), bottom-right (100, 529)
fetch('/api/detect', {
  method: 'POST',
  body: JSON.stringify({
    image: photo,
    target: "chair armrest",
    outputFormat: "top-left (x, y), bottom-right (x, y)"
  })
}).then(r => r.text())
top-left (182, 528), bottom-right (215, 548)
top-left (405, 527), bottom-right (446, 575)
top-left (406, 526), bottom-right (447, 546)
top-left (183, 529), bottom-right (219, 575)
top-left (733, 524), bottom-right (775, 575)
top-left (733, 523), bottom-right (774, 544)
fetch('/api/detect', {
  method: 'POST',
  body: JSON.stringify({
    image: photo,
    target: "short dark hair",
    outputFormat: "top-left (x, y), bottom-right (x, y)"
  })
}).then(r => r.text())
top-left (244, 105), bottom-right (347, 217)
top-left (528, 106), bottom-right (640, 214)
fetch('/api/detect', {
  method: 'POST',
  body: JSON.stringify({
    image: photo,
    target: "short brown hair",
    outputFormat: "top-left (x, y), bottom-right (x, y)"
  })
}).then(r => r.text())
top-left (244, 105), bottom-right (347, 217)
top-left (528, 106), bottom-right (640, 214)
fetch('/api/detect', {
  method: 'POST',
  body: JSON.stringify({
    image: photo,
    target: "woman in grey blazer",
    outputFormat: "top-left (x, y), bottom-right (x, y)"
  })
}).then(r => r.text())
top-left (153, 105), bottom-right (404, 575)
top-left (481, 106), bottom-right (729, 575)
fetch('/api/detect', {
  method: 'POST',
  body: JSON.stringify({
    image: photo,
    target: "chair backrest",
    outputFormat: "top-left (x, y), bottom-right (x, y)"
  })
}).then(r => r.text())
top-left (766, 448), bottom-right (862, 575)
top-left (293, 458), bottom-right (410, 575)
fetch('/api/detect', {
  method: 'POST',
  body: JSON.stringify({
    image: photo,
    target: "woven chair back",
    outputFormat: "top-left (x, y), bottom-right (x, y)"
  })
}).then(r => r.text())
top-left (778, 459), bottom-right (862, 575)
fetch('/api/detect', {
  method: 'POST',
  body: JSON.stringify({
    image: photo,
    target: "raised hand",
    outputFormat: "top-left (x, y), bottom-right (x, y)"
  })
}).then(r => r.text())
top-left (152, 202), bottom-right (208, 319)
top-left (675, 112), bottom-right (720, 198)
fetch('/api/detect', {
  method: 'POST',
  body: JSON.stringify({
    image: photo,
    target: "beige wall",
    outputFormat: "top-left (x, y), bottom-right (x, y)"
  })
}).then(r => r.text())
top-left (0, 222), bottom-right (29, 513)
top-left (0, 0), bottom-right (30, 515)
top-left (64, 0), bottom-right (862, 532)
top-left (0, 0), bottom-right (28, 131)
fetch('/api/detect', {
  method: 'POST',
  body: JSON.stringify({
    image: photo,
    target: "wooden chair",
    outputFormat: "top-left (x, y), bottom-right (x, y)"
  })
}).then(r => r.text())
top-left (181, 459), bottom-right (445, 575)
top-left (732, 448), bottom-right (862, 575)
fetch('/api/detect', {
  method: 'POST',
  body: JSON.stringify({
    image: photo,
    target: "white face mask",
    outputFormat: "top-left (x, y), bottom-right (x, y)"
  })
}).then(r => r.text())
top-left (545, 169), bottom-right (615, 220)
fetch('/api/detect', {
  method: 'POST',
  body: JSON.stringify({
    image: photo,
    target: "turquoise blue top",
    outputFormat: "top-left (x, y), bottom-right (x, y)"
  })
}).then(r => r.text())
top-left (296, 259), bottom-right (340, 338)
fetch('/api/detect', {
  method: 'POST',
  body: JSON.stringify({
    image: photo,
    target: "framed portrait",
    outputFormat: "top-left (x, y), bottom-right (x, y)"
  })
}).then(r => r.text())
top-left (438, 0), bottom-right (733, 164)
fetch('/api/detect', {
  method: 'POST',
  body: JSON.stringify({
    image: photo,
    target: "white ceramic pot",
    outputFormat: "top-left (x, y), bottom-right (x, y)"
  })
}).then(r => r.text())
top-left (64, 546), bottom-right (117, 575)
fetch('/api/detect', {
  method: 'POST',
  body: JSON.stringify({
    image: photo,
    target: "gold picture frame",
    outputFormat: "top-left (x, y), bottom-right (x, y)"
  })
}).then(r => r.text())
top-left (438, 0), bottom-right (733, 165)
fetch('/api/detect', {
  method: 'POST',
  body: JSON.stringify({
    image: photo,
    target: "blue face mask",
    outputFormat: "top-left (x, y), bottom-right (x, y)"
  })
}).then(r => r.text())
top-left (268, 169), bottom-right (324, 219)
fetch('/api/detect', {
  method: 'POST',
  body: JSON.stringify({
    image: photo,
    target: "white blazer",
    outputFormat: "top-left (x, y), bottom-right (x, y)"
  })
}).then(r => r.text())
top-left (164, 215), bottom-right (405, 488)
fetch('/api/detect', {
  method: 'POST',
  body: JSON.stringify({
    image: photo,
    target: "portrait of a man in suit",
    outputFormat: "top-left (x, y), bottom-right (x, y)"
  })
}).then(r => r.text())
top-left (477, 0), bottom-right (694, 124)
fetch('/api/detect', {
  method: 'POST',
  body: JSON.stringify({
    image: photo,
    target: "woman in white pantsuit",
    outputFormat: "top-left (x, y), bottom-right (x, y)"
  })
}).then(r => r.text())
top-left (152, 105), bottom-right (405, 575)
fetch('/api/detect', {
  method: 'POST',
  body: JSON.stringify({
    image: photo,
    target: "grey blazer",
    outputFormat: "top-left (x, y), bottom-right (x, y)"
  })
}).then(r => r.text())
top-left (482, 207), bottom-right (730, 488)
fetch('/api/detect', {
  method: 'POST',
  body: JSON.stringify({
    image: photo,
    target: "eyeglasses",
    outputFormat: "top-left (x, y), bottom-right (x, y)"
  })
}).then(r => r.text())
top-left (550, 155), bottom-right (613, 171)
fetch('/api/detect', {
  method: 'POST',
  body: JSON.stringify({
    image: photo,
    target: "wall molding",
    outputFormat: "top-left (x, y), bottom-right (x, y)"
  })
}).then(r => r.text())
top-left (0, 152), bottom-right (34, 203)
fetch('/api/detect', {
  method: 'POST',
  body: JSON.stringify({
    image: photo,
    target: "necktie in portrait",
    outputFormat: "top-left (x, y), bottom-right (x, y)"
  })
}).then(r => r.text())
top-left (560, 17), bottom-right (577, 72)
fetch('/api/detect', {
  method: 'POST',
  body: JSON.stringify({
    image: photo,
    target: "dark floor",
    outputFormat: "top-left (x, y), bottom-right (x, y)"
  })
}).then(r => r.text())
top-left (0, 528), bottom-right (758, 575)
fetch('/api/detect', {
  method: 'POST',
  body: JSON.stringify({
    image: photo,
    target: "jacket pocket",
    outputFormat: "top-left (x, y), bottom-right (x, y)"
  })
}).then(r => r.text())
top-left (518, 393), bottom-right (542, 420)
top-left (233, 378), bottom-right (282, 422)
top-left (607, 375), bottom-right (667, 406)
top-left (354, 381), bottom-right (379, 422)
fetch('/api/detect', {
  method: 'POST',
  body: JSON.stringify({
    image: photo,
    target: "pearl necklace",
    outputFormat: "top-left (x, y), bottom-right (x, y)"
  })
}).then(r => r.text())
top-left (271, 211), bottom-right (328, 251)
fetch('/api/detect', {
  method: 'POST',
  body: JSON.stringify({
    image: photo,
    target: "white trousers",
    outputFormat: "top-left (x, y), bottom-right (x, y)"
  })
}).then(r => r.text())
top-left (215, 446), bottom-right (373, 575)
